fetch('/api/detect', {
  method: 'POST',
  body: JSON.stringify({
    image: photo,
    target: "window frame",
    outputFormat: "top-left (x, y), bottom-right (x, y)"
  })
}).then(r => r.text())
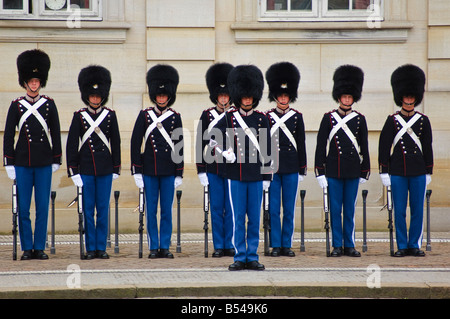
top-left (0, 0), bottom-right (102, 21)
top-left (259, 0), bottom-right (384, 22)
top-left (0, 0), bottom-right (29, 17)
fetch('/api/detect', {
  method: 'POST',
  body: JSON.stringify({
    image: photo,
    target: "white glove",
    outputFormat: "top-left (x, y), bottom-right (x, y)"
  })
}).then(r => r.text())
top-left (316, 175), bottom-right (328, 189)
top-left (71, 174), bottom-right (84, 187)
top-left (426, 174), bottom-right (432, 186)
top-left (359, 178), bottom-right (367, 184)
top-left (263, 180), bottom-right (271, 191)
top-left (198, 173), bottom-right (209, 187)
top-left (380, 173), bottom-right (391, 187)
top-left (134, 173), bottom-right (144, 189)
top-left (5, 166), bottom-right (15, 180)
top-left (174, 176), bottom-right (183, 189)
top-left (222, 149), bottom-right (236, 163)
top-left (113, 173), bottom-right (119, 180)
top-left (298, 174), bottom-right (304, 183)
top-left (52, 164), bottom-right (60, 173)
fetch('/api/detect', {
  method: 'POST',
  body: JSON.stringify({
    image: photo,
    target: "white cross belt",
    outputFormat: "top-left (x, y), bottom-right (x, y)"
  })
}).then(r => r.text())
top-left (18, 98), bottom-right (52, 148)
top-left (80, 110), bottom-right (110, 152)
top-left (269, 110), bottom-right (297, 150)
top-left (145, 109), bottom-right (175, 151)
top-left (393, 113), bottom-right (422, 152)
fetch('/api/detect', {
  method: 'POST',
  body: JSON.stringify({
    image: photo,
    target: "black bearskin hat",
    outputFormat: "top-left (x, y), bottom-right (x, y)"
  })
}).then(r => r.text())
top-left (391, 64), bottom-right (426, 107)
top-left (332, 65), bottom-right (364, 103)
top-left (78, 65), bottom-right (112, 106)
top-left (205, 62), bottom-right (234, 104)
top-left (17, 49), bottom-right (51, 89)
top-left (147, 64), bottom-right (179, 107)
top-left (227, 65), bottom-right (264, 108)
top-left (266, 62), bottom-right (301, 103)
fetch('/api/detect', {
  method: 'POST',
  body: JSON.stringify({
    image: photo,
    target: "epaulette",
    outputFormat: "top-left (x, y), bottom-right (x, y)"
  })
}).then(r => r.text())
top-left (41, 95), bottom-right (54, 101)
top-left (75, 107), bottom-right (88, 114)
top-left (265, 108), bottom-right (276, 115)
top-left (12, 96), bottom-right (25, 103)
top-left (103, 106), bottom-right (115, 112)
top-left (168, 107), bottom-right (180, 115)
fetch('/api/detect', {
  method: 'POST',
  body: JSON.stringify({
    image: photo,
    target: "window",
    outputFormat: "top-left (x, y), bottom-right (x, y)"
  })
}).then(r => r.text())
top-left (260, 0), bottom-right (383, 22)
top-left (0, 0), bottom-right (102, 20)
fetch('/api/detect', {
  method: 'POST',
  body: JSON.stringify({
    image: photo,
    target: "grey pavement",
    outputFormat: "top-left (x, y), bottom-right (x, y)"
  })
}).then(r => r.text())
top-left (0, 232), bottom-right (449, 300)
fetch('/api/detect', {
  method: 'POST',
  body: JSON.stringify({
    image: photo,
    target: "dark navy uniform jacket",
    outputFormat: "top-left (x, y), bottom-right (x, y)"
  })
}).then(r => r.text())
top-left (196, 107), bottom-right (233, 177)
top-left (266, 108), bottom-right (307, 175)
top-left (130, 107), bottom-right (184, 177)
top-left (378, 111), bottom-right (433, 176)
top-left (66, 107), bottom-right (121, 177)
top-left (315, 109), bottom-right (370, 179)
top-left (3, 95), bottom-right (62, 167)
top-left (214, 108), bottom-right (272, 182)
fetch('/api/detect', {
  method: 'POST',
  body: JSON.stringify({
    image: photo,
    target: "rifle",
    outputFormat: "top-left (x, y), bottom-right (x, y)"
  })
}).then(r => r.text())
top-left (300, 190), bottom-right (306, 252)
top-left (50, 191), bottom-right (56, 254)
top-left (426, 189), bottom-right (432, 252)
top-left (12, 180), bottom-right (18, 261)
top-left (263, 189), bottom-right (270, 256)
top-left (77, 186), bottom-right (86, 260)
top-left (362, 190), bottom-right (368, 252)
top-left (138, 187), bottom-right (145, 258)
top-left (203, 186), bottom-right (209, 258)
top-left (114, 191), bottom-right (120, 254)
top-left (323, 187), bottom-right (331, 257)
top-left (176, 190), bottom-right (182, 253)
top-left (386, 186), bottom-right (394, 257)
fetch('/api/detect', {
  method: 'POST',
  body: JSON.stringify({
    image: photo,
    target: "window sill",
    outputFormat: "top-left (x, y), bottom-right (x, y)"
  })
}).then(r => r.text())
top-left (231, 21), bottom-right (413, 44)
top-left (0, 20), bottom-right (131, 44)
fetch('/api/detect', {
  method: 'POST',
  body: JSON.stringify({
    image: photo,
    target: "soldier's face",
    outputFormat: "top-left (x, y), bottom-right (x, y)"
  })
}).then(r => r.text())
top-left (26, 78), bottom-right (41, 94)
top-left (217, 94), bottom-right (230, 108)
top-left (339, 94), bottom-right (354, 108)
top-left (402, 96), bottom-right (416, 110)
top-left (240, 96), bottom-right (253, 111)
top-left (156, 94), bottom-right (169, 107)
top-left (276, 93), bottom-right (290, 109)
top-left (89, 94), bottom-right (102, 108)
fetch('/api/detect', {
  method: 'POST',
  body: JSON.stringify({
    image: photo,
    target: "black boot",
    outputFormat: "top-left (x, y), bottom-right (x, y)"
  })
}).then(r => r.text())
top-left (330, 247), bottom-right (343, 257)
top-left (344, 247), bottom-right (361, 257)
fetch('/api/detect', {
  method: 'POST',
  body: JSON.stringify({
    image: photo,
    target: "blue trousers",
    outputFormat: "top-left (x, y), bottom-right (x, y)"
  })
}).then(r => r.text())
top-left (81, 174), bottom-right (113, 252)
top-left (228, 179), bottom-right (263, 263)
top-left (144, 175), bottom-right (175, 251)
top-left (391, 175), bottom-right (426, 250)
top-left (268, 173), bottom-right (299, 248)
top-left (328, 177), bottom-right (359, 248)
top-left (207, 173), bottom-right (233, 250)
top-left (15, 165), bottom-right (52, 251)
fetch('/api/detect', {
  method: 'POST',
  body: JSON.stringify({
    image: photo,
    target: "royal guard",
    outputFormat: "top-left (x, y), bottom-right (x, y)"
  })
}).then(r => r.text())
top-left (379, 64), bottom-right (433, 257)
top-left (196, 62), bottom-right (235, 257)
top-left (314, 65), bottom-right (370, 257)
top-left (265, 62), bottom-right (306, 257)
top-left (66, 65), bottom-right (121, 260)
top-left (3, 49), bottom-right (62, 260)
top-left (130, 64), bottom-right (184, 259)
top-left (213, 65), bottom-right (272, 271)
